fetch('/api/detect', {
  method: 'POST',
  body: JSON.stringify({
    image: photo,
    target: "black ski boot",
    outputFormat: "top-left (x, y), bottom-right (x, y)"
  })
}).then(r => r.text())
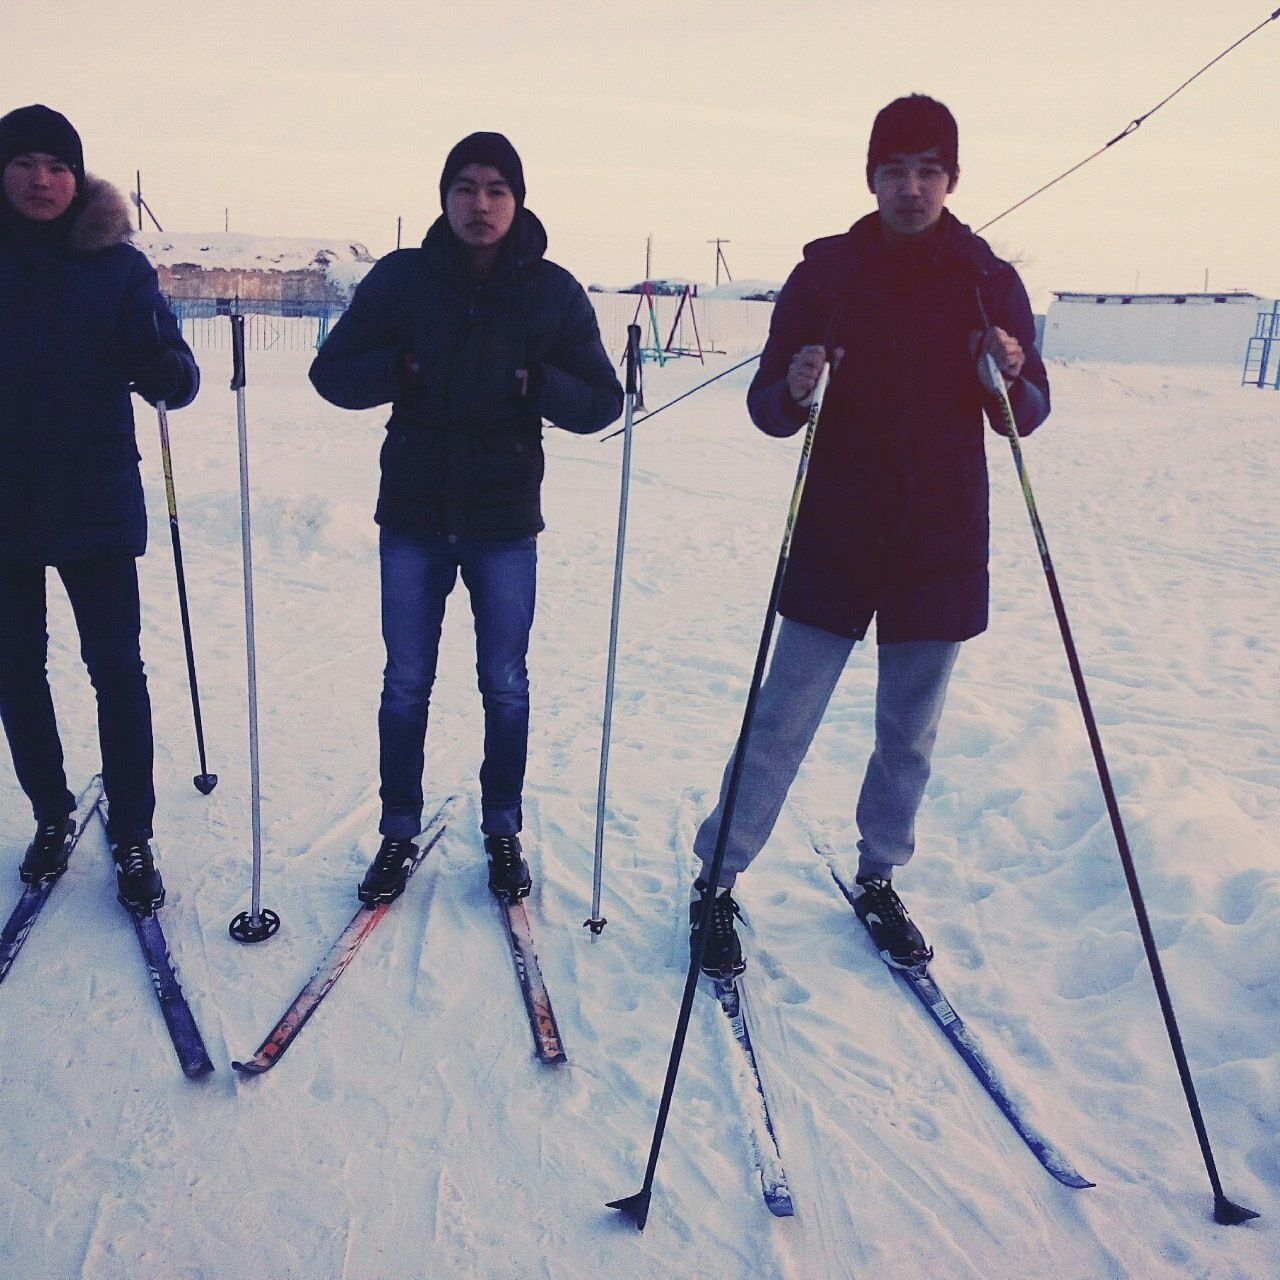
top-left (358, 837), bottom-right (418, 905)
top-left (18, 816), bottom-right (76, 886)
top-left (485, 834), bottom-right (531, 902)
top-left (112, 841), bottom-right (165, 915)
top-left (689, 878), bottom-right (746, 979)
top-left (853, 875), bottom-right (933, 969)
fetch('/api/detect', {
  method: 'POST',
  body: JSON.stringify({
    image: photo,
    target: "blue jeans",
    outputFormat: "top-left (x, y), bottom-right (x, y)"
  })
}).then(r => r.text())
top-left (694, 618), bottom-right (960, 887)
top-left (0, 556), bottom-right (155, 844)
top-left (378, 528), bottom-right (536, 840)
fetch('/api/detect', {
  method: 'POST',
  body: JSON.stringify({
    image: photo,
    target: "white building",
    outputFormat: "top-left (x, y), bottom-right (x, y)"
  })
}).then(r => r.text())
top-left (1041, 291), bottom-right (1269, 366)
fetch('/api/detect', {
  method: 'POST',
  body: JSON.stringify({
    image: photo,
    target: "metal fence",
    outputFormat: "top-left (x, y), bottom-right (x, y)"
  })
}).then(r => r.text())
top-left (166, 293), bottom-right (775, 360)
top-left (167, 300), bottom-right (336, 352)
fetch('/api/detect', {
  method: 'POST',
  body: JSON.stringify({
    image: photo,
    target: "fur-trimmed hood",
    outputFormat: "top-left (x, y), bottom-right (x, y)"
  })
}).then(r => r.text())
top-left (68, 173), bottom-right (133, 252)
top-left (0, 171), bottom-right (133, 253)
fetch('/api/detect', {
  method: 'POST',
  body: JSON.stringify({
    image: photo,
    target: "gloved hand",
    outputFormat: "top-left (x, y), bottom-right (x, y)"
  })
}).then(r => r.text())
top-left (131, 348), bottom-right (186, 406)
top-left (397, 350), bottom-right (422, 390)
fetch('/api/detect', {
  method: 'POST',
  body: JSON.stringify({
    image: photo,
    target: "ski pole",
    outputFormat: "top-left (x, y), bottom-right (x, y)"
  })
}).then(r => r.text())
top-left (979, 344), bottom-right (1256, 1226)
top-left (609, 360), bottom-right (831, 1231)
top-left (599, 352), bottom-right (760, 442)
top-left (226, 316), bottom-right (280, 945)
top-left (586, 324), bottom-right (642, 936)
top-left (155, 401), bottom-right (218, 795)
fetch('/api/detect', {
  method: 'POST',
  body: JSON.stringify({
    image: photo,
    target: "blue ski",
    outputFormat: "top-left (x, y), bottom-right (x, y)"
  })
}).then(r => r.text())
top-left (829, 864), bottom-right (1093, 1190)
top-left (0, 776), bottom-right (106, 984)
top-left (131, 911), bottom-right (214, 1078)
top-left (95, 800), bottom-right (214, 1079)
top-left (711, 974), bottom-right (794, 1216)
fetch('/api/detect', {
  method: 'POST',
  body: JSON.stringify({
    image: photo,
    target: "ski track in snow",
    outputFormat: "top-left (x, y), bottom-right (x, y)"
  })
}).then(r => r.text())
top-left (0, 350), bottom-right (1276, 1278)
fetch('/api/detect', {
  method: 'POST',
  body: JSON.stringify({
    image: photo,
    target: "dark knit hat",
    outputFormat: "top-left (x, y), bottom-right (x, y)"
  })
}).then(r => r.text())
top-left (0, 104), bottom-right (85, 190)
top-left (439, 132), bottom-right (525, 208)
top-left (866, 95), bottom-right (958, 188)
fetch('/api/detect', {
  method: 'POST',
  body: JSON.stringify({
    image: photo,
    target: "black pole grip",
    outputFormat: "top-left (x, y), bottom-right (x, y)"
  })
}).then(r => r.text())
top-left (230, 314), bottom-right (246, 390)
top-left (624, 324), bottom-right (640, 395)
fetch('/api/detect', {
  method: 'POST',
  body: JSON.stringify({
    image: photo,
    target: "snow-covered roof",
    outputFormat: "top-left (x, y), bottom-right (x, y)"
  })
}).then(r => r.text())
top-left (131, 231), bottom-right (375, 272)
top-left (702, 279), bottom-right (782, 301)
top-left (1052, 290), bottom-right (1263, 305)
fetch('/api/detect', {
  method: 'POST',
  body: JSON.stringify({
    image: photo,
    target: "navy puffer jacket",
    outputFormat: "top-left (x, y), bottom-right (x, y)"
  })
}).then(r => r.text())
top-left (749, 210), bottom-right (1050, 643)
top-left (0, 176), bottom-right (199, 565)
top-left (309, 209), bottom-right (623, 539)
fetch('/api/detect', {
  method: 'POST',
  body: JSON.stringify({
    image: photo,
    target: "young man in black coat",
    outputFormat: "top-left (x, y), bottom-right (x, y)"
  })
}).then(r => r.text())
top-left (310, 132), bottom-right (622, 904)
top-left (691, 96), bottom-right (1050, 975)
top-left (0, 105), bottom-right (199, 914)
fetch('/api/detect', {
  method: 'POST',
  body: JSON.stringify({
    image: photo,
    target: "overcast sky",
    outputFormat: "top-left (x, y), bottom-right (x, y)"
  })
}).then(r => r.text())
top-left (9, 0), bottom-right (1278, 308)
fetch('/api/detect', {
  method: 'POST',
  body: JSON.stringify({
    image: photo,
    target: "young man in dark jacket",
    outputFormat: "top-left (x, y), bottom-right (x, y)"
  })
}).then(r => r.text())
top-left (310, 132), bottom-right (622, 905)
top-left (0, 105), bottom-right (199, 914)
top-left (691, 95), bottom-right (1050, 975)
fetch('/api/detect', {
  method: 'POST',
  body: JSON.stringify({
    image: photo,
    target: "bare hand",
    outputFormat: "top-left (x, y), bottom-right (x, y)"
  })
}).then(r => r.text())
top-left (971, 326), bottom-right (1024, 386)
top-left (787, 344), bottom-right (839, 404)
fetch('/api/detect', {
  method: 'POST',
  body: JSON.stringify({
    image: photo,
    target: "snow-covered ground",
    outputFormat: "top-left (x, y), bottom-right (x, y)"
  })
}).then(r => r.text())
top-left (1, 349), bottom-right (1276, 1279)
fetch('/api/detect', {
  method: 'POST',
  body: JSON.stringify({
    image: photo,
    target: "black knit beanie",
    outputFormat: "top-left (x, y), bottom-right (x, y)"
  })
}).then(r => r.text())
top-left (439, 132), bottom-right (525, 208)
top-left (0, 105), bottom-right (85, 191)
top-left (866, 95), bottom-right (958, 188)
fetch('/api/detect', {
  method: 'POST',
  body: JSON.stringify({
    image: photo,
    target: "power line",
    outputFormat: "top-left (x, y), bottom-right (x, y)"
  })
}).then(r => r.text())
top-left (978, 6), bottom-right (1280, 233)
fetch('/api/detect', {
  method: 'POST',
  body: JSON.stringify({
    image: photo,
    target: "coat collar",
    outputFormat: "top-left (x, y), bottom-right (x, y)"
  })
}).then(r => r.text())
top-left (1, 173), bottom-right (132, 254)
top-left (802, 208), bottom-right (1001, 288)
top-left (419, 206), bottom-right (548, 287)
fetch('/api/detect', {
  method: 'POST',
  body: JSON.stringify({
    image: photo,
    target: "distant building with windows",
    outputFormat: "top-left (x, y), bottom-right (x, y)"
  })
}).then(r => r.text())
top-left (1042, 291), bottom-right (1269, 365)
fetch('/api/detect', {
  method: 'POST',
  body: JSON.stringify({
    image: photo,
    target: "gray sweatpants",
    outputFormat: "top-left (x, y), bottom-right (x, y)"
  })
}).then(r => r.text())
top-left (693, 618), bottom-right (960, 888)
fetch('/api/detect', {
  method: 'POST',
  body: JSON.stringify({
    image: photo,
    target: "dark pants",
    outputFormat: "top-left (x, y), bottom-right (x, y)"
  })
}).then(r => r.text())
top-left (0, 556), bottom-right (155, 844)
top-left (378, 528), bottom-right (536, 840)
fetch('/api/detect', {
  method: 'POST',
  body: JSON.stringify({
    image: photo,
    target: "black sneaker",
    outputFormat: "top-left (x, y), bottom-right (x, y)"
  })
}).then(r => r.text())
top-left (112, 841), bottom-right (165, 915)
top-left (358, 837), bottom-right (418, 905)
top-left (485, 834), bottom-right (531, 902)
top-left (689, 878), bottom-right (746, 979)
top-left (19, 816), bottom-right (76, 886)
top-left (853, 875), bottom-right (932, 969)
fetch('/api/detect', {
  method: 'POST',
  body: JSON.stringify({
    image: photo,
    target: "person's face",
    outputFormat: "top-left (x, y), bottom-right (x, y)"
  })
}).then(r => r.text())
top-left (445, 163), bottom-right (516, 250)
top-left (871, 147), bottom-right (956, 238)
top-left (2, 152), bottom-right (77, 221)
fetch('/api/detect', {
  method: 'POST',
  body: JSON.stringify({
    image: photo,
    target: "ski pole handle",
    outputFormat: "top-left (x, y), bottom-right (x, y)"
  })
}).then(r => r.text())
top-left (778, 363), bottom-right (829, 561)
top-left (230, 314), bottom-right (246, 391)
top-left (624, 324), bottom-right (640, 396)
top-left (156, 401), bottom-right (179, 521)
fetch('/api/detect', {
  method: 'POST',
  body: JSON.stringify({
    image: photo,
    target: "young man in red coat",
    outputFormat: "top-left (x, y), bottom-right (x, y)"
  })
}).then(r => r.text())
top-left (692, 95), bottom-right (1049, 976)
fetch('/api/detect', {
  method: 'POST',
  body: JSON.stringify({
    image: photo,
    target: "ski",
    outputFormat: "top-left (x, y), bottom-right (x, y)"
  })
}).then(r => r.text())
top-left (829, 863), bottom-right (1093, 1189)
top-left (0, 775), bottom-right (106, 984)
top-left (93, 800), bottom-right (214, 1078)
top-left (232, 797), bottom-right (455, 1076)
top-left (131, 910), bottom-right (214, 1078)
top-left (496, 894), bottom-right (567, 1065)
top-left (711, 974), bottom-right (794, 1216)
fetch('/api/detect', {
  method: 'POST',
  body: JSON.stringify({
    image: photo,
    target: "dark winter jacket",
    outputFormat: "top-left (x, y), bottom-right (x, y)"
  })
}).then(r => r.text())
top-left (0, 176), bottom-right (198, 565)
top-left (749, 209), bottom-right (1050, 642)
top-left (309, 209), bottom-right (623, 539)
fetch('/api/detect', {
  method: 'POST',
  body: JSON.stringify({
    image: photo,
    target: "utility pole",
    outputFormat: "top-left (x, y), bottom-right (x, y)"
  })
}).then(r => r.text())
top-left (133, 171), bottom-right (164, 232)
top-left (708, 238), bottom-right (732, 286)
top-left (225, 208), bottom-right (229, 233)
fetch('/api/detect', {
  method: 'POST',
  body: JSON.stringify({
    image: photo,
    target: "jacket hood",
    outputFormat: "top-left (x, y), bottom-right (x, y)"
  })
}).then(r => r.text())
top-left (70, 174), bottom-right (133, 252)
top-left (802, 208), bottom-right (1002, 285)
top-left (1, 173), bottom-right (134, 253)
top-left (420, 205), bottom-right (548, 275)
